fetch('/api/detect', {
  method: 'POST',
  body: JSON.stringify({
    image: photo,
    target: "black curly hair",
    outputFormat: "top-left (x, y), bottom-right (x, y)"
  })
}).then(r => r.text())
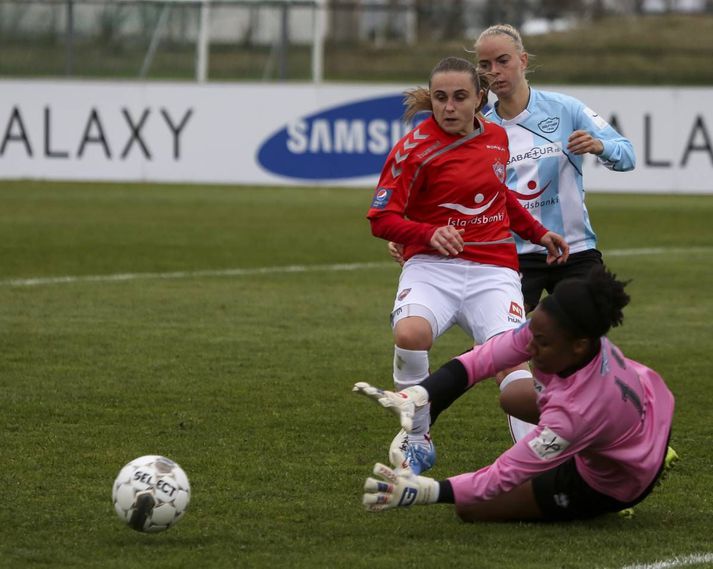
top-left (539, 265), bottom-right (631, 339)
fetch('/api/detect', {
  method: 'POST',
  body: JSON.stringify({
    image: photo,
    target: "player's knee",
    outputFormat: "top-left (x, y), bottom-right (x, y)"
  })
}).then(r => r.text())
top-left (393, 317), bottom-right (433, 351)
top-left (498, 367), bottom-right (538, 420)
top-left (499, 381), bottom-right (539, 425)
top-left (499, 388), bottom-right (519, 415)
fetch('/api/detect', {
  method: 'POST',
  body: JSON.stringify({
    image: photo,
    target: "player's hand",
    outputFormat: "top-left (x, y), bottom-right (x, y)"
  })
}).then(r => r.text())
top-left (387, 242), bottom-right (405, 266)
top-left (362, 463), bottom-right (440, 512)
top-left (540, 231), bottom-right (569, 265)
top-left (567, 130), bottom-right (604, 156)
top-left (429, 226), bottom-right (465, 257)
top-left (353, 382), bottom-right (429, 432)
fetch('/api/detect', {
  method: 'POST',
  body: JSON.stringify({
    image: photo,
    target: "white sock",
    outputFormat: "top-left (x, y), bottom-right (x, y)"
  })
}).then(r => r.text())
top-left (393, 346), bottom-right (430, 436)
top-left (500, 370), bottom-right (537, 443)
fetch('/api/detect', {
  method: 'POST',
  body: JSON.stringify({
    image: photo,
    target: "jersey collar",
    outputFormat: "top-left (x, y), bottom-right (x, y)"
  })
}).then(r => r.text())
top-left (492, 87), bottom-right (533, 125)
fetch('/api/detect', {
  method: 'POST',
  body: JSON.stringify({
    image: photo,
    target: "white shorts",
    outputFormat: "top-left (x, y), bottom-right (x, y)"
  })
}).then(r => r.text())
top-left (390, 255), bottom-right (525, 345)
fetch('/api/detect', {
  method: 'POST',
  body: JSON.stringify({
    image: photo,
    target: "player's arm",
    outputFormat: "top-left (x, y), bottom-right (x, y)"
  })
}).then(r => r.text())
top-left (568, 102), bottom-right (636, 171)
top-left (362, 410), bottom-right (589, 511)
top-left (446, 411), bottom-right (588, 507)
top-left (368, 180), bottom-right (464, 257)
top-left (367, 142), bottom-right (442, 249)
top-left (370, 214), bottom-right (464, 257)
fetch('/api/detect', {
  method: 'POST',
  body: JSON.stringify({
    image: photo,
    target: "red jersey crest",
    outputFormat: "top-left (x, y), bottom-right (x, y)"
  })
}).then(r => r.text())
top-left (492, 160), bottom-right (506, 183)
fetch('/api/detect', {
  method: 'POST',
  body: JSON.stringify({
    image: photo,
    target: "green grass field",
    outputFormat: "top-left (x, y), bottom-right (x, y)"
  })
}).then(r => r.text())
top-left (1, 181), bottom-right (712, 569)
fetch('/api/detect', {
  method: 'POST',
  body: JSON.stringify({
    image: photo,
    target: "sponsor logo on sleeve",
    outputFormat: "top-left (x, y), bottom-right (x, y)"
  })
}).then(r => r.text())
top-left (370, 187), bottom-right (392, 209)
top-left (528, 427), bottom-right (570, 460)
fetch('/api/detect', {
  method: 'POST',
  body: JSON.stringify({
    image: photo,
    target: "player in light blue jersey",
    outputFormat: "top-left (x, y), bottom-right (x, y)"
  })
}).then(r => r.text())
top-left (475, 23), bottom-right (636, 440)
top-left (475, 23), bottom-right (635, 315)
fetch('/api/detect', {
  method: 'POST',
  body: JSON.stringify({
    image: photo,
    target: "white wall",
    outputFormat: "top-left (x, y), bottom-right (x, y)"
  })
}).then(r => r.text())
top-left (1, 79), bottom-right (711, 193)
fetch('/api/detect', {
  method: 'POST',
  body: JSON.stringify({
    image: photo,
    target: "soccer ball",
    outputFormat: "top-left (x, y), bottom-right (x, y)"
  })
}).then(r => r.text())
top-left (112, 455), bottom-right (191, 533)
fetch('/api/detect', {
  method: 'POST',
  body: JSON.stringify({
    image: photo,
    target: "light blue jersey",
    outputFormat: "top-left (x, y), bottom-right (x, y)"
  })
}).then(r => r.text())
top-left (485, 88), bottom-right (635, 255)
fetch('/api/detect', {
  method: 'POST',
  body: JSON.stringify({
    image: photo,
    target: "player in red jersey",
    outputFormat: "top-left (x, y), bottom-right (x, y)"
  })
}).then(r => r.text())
top-left (366, 56), bottom-right (569, 475)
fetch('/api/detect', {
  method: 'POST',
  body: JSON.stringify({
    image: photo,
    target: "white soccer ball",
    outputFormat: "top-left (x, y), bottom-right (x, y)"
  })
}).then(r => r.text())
top-left (112, 455), bottom-right (191, 533)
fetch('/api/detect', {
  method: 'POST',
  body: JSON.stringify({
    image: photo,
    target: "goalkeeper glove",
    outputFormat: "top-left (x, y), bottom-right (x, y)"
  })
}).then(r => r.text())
top-left (352, 382), bottom-right (429, 432)
top-left (362, 462), bottom-right (439, 512)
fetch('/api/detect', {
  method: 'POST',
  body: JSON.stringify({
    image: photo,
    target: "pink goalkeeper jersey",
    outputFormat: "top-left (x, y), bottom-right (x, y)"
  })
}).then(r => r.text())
top-left (449, 322), bottom-right (675, 506)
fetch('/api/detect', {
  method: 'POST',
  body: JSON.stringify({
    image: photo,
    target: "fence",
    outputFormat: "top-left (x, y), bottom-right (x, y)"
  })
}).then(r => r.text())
top-left (2, 0), bottom-right (712, 82)
top-left (0, 0), bottom-right (327, 81)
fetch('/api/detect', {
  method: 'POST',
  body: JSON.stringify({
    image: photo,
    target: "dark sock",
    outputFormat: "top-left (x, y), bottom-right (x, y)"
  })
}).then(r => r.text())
top-left (420, 359), bottom-right (469, 425)
top-left (437, 480), bottom-right (455, 503)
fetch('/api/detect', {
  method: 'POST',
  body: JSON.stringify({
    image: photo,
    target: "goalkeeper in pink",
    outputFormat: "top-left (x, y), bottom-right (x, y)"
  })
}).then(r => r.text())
top-left (355, 265), bottom-right (676, 521)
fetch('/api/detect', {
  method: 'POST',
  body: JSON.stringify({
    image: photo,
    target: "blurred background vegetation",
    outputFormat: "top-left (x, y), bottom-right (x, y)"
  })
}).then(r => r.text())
top-left (0, 0), bottom-right (712, 84)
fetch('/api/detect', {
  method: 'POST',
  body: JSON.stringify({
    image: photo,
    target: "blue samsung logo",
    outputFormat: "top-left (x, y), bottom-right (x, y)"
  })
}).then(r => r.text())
top-left (257, 94), bottom-right (416, 181)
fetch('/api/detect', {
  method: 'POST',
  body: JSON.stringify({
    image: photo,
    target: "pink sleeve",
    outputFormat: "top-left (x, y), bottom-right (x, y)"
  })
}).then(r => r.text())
top-left (448, 409), bottom-right (590, 506)
top-left (456, 323), bottom-right (532, 388)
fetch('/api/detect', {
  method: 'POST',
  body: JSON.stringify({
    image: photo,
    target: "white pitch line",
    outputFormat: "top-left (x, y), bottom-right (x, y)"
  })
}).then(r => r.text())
top-left (604, 246), bottom-right (713, 257)
top-left (0, 261), bottom-right (395, 288)
top-left (1, 246), bottom-right (712, 288)
top-left (618, 553), bottom-right (713, 569)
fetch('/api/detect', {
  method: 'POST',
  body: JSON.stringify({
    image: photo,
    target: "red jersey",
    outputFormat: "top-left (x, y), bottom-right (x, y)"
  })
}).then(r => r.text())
top-left (367, 116), bottom-right (547, 271)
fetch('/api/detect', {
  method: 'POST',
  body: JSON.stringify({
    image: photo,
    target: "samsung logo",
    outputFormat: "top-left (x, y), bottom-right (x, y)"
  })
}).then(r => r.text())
top-left (257, 94), bottom-right (418, 180)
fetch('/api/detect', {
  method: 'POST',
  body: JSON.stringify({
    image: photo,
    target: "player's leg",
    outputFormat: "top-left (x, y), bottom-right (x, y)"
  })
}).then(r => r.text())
top-left (388, 258), bottom-right (460, 474)
top-left (464, 266), bottom-right (537, 442)
top-left (455, 480), bottom-right (543, 522)
top-left (517, 253), bottom-right (549, 314)
top-left (545, 249), bottom-right (604, 297)
top-left (390, 314), bottom-right (437, 474)
top-left (392, 312), bottom-right (434, 435)
top-left (458, 457), bottom-right (633, 523)
top-left (497, 366), bottom-right (539, 441)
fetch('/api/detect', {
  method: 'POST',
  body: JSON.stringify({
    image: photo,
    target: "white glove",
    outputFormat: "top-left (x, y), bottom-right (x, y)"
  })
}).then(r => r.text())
top-left (362, 463), bottom-right (439, 512)
top-left (352, 382), bottom-right (429, 432)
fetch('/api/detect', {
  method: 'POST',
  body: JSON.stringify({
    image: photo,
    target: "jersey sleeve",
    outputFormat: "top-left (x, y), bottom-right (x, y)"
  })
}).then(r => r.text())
top-left (456, 324), bottom-right (531, 387)
top-left (504, 189), bottom-right (548, 244)
top-left (447, 408), bottom-right (592, 506)
top-left (574, 100), bottom-right (636, 172)
top-left (366, 134), bottom-right (436, 246)
top-left (368, 212), bottom-right (437, 246)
